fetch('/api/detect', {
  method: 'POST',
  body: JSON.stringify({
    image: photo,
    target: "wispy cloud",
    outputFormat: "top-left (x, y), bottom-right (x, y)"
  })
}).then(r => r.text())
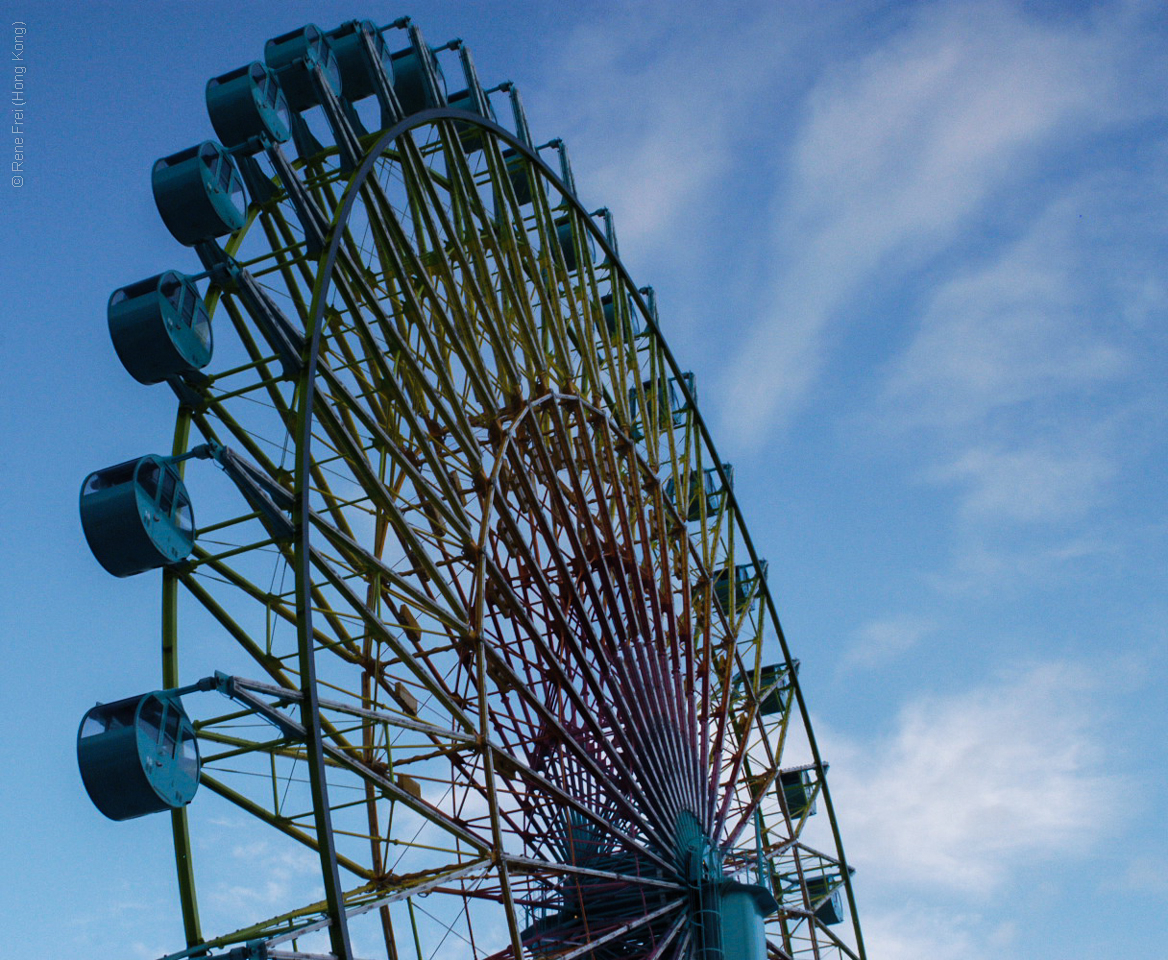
top-left (843, 614), bottom-right (938, 669)
top-left (861, 903), bottom-right (1016, 960)
top-left (528, 3), bottom-right (786, 253)
top-left (827, 661), bottom-right (1119, 894)
top-left (1124, 855), bottom-right (1168, 897)
top-left (195, 834), bottom-right (324, 935)
top-left (878, 154), bottom-right (1168, 583)
top-left (932, 442), bottom-right (1116, 526)
top-left (927, 531), bottom-right (1115, 596)
top-left (885, 221), bottom-right (1129, 431)
top-left (721, 0), bottom-right (1147, 447)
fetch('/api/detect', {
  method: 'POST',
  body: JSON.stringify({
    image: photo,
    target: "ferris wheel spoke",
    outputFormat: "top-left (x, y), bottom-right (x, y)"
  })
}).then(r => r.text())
top-left (585, 420), bottom-right (707, 823)
top-left (194, 396), bottom-right (294, 480)
top-left (231, 675), bottom-right (478, 748)
top-left (513, 481), bottom-right (682, 775)
top-left (316, 751), bottom-right (491, 856)
top-left (526, 897), bottom-right (687, 960)
top-left (704, 683), bottom-right (738, 833)
top-left (177, 567), bottom-right (298, 686)
top-left (399, 232), bottom-right (519, 407)
top-left (307, 514), bottom-right (464, 625)
top-left (552, 408), bottom-right (664, 649)
top-left (306, 413), bottom-right (467, 563)
top-left (213, 291), bottom-right (301, 400)
top-left (483, 495), bottom-right (680, 839)
top-left (317, 297), bottom-right (481, 483)
top-left (483, 630), bottom-right (677, 852)
top-left (326, 237), bottom-right (475, 413)
top-left (766, 940), bottom-right (796, 960)
top-left (456, 231), bottom-right (536, 395)
top-left (719, 752), bottom-right (779, 852)
top-left (307, 410), bottom-right (471, 596)
top-left (608, 652), bottom-right (699, 832)
top-left (502, 853), bottom-right (684, 894)
top-left (255, 207), bottom-right (318, 311)
top-left (198, 772), bottom-right (375, 880)
top-left (491, 218), bottom-right (568, 387)
top-left (303, 585), bottom-right (469, 731)
top-left (487, 403), bottom-right (716, 847)
top-left (355, 159), bottom-right (504, 416)
top-left (800, 917), bottom-right (861, 960)
top-left (323, 278), bottom-right (482, 467)
top-left (493, 416), bottom-right (632, 659)
top-left (314, 314), bottom-right (395, 426)
top-left (190, 678), bottom-right (485, 851)
top-left (640, 911), bottom-right (690, 960)
top-left (430, 139), bottom-right (535, 393)
top-left (709, 645), bottom-right (778, 839)
top-left (481, 213), bottom-right (554, 381)
top-left (486, 741), bottom-right (672, 874)
top-left (485, 494), bottom-right (617, 702)
top-left (476, 642), bottom-right (668, 847)
top-left (302, 553), bottom-right (475, 731)
top-left (536, 404), bottom-right (706, 825)
top-left (313, 363), bottom-right (476, 542)
top-left (557, 302), bottom-right (605, 404)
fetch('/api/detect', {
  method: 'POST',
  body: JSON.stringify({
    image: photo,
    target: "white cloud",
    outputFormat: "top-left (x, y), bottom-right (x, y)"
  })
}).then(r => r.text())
top-left (528, 4), bottom-right (779, 253)
top-left (828, 661), bottom-right (1118, 894)
top-left (860, 903), bottom-right (998, 960)
top-left (873, 163), bottom-right (1165, 577)
top-left (1124, 855), bottom-right (1168, 897)
top-left (199, 835), bottom-right (324, 934)
top-left (933, 443), bottom-right (1115, 526)
top-left (844, 615), bottom-right (938, 669)
top-left (722, 0), bottom-right (1141, 447)
top-left (926, 533), bottom-right (1114, 596)
top-left (885, 232), bottom-right (1129, 430)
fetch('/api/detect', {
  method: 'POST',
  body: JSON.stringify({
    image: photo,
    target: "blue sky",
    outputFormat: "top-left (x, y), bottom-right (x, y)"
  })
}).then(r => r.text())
top-left (2, 1), bottom-right (1165, 958)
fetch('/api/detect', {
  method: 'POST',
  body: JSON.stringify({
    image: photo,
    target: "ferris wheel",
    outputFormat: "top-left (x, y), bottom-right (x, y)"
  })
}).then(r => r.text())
top-left (76, 17), bottom-right (866, 960)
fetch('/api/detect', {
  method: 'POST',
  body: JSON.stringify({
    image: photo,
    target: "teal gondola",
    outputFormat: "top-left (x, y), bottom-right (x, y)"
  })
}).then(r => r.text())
top-left (779, 768), bottom-right (818, 819)
top-left (152, 141), bottom-right (246, 246)
top-left (108, 271), bottom-right (211, 384)
top-left (665, 463), bottom-right (732, 522)
top-left (630, 372), bottom-right (695, 438)
top-left (601, 292), bottom-right (642, 339)
top-left (553, 210), bottom-right (593, 270)
top-left (447, 85), bottom-right (497, 154)
top-left (805, 875), bottom-right (845, 925)
top-left (80, 455), bottom-right (195, 577)
top-left (77, 691), bottom-right (200, 820)
top-left (390, 39), bottom-right (446, 114)
top-left (712, 559), bottom-right (768, 617)
top-left (264, 24), bottom-right (342, 112)
top-left (206, 61), bottom-right (291, 150)
top-left (756, 661), bottom-right (798, 716)
top-left (501, 147), bottom-right (534, 206)
top-left (327, 20), bottom-right (391, 103)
